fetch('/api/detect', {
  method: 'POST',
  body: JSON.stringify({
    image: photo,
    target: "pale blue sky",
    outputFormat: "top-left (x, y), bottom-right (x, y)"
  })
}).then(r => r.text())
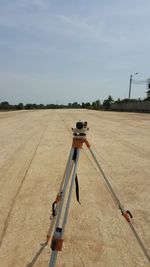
top-left (0, 0), bottom-right (150, 104)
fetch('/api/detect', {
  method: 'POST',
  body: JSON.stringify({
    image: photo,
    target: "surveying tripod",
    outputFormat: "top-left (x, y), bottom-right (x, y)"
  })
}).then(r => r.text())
top-left (46, 121), bottom-right (150, 267)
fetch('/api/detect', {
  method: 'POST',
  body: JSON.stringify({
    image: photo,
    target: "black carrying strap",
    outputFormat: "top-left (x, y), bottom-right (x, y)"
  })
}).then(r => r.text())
top-left (75, 175), bottom-right (81, 204)
top-left (127, 210), bottom-right (133, 218)
top-left (51, 148), bottom-right (80, 219)
top-left (52, 201), bottom-right (57, 217)
top-left (72, 148), bottom-right (81, 204)
top-left (72, 148), bottom-right (77, 161)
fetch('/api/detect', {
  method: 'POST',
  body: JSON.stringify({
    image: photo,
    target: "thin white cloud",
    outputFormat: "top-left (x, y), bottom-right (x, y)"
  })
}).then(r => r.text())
top-left (18, 0), bottom-right (49, 10)
top-left (0, 1), bottom-right (149, 48)
top-left (0, 2), bottom-right (126, 45)
top-left (56, 14), bottom-right (103, 40)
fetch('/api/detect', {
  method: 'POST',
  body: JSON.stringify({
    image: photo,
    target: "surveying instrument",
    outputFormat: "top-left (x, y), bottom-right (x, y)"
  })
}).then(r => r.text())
top-left (46, 121), bottom-right (150, 267)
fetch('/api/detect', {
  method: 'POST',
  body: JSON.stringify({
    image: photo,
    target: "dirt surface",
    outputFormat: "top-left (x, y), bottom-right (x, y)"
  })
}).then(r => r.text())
top-left (0, 109), bottom-right (150, 267)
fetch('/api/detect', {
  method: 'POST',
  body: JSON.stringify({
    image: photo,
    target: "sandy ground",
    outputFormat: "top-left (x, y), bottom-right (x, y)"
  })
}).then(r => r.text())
top-left (0, 109), bottom-right (150, 267)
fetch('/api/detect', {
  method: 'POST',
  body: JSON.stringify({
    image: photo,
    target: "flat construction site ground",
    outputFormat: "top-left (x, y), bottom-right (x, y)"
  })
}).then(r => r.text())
top-left (0, 109), bottom-right (150, 267)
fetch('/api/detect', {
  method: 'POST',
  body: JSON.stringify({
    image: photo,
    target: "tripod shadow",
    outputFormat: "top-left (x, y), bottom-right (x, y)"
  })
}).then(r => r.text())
top-left (26, 241), bottom-right (48, 267)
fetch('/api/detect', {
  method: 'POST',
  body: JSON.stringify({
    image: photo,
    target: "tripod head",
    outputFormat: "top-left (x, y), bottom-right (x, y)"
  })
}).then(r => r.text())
top-left (72, 120), bottom-right (89, 136)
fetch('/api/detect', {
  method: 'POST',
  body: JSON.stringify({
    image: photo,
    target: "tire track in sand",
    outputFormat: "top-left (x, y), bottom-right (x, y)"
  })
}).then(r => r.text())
top-left (0, 123), bottom-right (49, 248)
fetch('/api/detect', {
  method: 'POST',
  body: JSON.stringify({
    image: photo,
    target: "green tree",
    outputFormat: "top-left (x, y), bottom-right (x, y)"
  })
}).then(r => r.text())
top-left (25, 104), bottom-right (33, 109)
top-left (92, 99), bottom-right (101, 110)
top-left (103, 95), bottom-right (114, 109)
top-left (71, 102), bottom-right (81, 108)
top-left (81, 102), bottom-right (91, 109)
top-left (16, 103), bottom-right (24, 110)
top-left (0, 101), bottom-right (10, 110)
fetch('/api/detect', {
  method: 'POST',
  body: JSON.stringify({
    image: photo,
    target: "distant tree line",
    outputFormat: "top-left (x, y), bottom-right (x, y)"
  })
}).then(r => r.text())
top-left (0, 98), bottom-right (110, 111)
top-left (1, 95), bottom-right (149, 111)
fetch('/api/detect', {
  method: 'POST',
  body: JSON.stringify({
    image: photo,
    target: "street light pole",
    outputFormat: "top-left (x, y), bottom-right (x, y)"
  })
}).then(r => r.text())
top-left (128, 74), bottom-right (132, 99)
top-left (128, 72), bottom-right (138, 99)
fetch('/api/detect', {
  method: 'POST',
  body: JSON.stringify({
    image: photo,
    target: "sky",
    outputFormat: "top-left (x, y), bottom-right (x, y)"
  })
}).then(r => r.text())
top-left (0, 0), bottom-right (150, 104)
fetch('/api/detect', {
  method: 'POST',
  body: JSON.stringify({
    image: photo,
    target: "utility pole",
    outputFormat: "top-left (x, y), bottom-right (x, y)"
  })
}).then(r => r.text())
top-left (128, 73), bottom-right (138, 99)
top-left (128, 74), bottom-right (132, 99)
